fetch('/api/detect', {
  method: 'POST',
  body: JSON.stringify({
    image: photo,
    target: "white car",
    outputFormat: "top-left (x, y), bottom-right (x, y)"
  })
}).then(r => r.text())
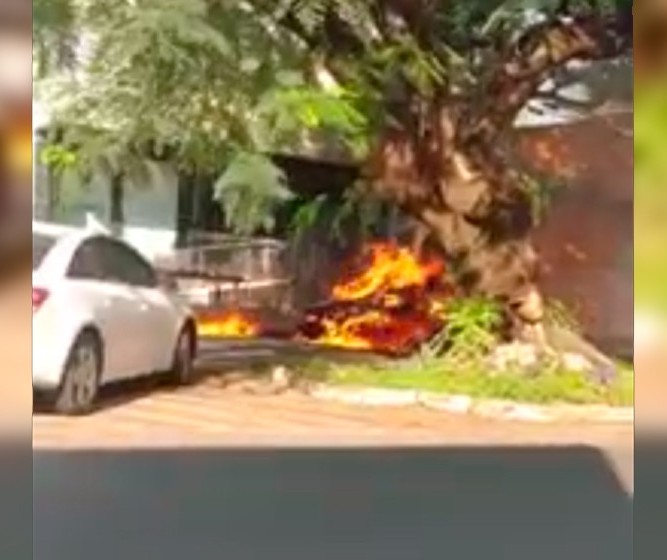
top-left (33, 229), bottom-right (197, 414)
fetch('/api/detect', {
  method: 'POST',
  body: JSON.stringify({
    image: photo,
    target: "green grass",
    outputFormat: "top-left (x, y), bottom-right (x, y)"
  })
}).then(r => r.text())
top-left (303, 358), bottom-right (634, 407)
top-left (298, 295), bottom-right (633, 407)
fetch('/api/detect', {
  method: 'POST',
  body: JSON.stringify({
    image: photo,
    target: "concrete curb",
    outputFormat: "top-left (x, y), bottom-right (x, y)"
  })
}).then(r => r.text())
top-left (307, 385), bottom-right (633, 424)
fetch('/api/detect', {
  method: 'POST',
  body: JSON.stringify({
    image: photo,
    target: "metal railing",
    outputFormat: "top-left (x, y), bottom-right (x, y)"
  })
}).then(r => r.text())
top-left (154, 234), bottom-right (293, 311)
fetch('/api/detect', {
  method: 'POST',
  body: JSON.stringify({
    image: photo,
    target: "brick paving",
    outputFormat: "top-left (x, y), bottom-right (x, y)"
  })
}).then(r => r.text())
top-left (33, 375), bottom-right (633, 450)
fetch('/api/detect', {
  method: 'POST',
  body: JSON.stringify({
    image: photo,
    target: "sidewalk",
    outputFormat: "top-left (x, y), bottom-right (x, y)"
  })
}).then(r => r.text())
top-left (34, 376), bottom-right (632, 450)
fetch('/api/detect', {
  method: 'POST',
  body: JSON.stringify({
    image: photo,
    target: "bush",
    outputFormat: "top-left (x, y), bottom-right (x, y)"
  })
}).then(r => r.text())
top-left (298, 297), bottom-right (634, 406)
top-left (423, 296), bottom-right (503, 363)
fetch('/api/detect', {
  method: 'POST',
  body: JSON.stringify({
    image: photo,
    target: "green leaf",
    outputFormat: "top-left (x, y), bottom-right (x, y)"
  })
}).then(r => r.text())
top-left (214, 152), bottom-right (294, 235)
top-left (288, 193), bottom-right (332, 245)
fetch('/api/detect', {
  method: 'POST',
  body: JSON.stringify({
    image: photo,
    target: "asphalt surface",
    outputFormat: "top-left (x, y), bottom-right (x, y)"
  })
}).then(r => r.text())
top-left (34, 444), bottom-right (632, 560)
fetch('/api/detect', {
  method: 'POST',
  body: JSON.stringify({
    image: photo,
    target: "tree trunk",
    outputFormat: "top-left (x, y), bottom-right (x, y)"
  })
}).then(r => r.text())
top-left (109, 173), bottom-right (124, 236)
top-left (378, 15), bottom-right (629, 331)
top-left (416, 183), bottom-right (544, 330)
top-left (46, 166), bottom-right (59, 220)
top-left (365, 109), bottom-right (545, 337)
top-left (176, 172), bottom-right (196, 248)
top-left (421, 155), bottom-right (544, 331)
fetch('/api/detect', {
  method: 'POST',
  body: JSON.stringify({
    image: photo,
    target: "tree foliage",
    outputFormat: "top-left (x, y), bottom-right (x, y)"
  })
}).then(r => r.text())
top-left (34, 0), bottom-right (631, 234)
top-left (33, 0), bottom-right (80, 78)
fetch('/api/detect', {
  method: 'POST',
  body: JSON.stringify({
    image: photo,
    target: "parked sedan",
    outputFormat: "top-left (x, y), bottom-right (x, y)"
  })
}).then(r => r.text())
top-left (33, 229), bottom-right (197, 414)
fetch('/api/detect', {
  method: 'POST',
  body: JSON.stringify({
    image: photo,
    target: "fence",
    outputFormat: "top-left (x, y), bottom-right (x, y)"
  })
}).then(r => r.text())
top-left (154, 233), bottom-right (294, 312)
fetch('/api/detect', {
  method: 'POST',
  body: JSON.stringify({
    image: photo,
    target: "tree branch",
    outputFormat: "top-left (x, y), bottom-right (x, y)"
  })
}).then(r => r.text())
top-left (271, 1), bottom-right (371, 87)
top-left (464, 13), bottom-right (630, 143)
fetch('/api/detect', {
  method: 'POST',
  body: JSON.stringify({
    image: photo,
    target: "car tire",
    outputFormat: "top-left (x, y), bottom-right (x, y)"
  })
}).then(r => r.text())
top-left (54, 330), bottom-right (102, 416)
top-left (169, 326), bottom-right (195, 386)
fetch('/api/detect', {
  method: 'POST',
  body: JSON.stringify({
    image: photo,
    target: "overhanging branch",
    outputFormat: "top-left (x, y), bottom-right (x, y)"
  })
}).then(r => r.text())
top-left (464, 13), bottom-right (631, 143)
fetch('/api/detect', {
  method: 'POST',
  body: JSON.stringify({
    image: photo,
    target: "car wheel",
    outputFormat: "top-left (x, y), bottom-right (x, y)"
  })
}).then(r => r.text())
top-left (54, 331), bottom-right (102, 416)
top-left (169, 327), bottom-right (195, 385)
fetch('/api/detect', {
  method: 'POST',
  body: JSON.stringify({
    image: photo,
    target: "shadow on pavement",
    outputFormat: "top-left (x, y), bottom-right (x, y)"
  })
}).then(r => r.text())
top-left (34, 445), bottom-right (632, 560)
top-left (35, 369), bottom-right (225, 415)
top-left (33, 373), bottom-right (188, 415)
top-left (34, 338), bottom-right (376, 415)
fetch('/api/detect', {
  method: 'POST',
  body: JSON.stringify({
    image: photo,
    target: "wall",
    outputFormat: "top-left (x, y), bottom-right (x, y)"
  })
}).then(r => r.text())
top-left (515, 113), bottom-right (633, 356)
top-left (32, 138), bottom-right (179, 261)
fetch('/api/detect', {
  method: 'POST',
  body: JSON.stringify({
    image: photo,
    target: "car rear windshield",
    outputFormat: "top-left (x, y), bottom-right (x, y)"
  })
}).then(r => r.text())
top-left (33, 234), bottom-right (56, 269)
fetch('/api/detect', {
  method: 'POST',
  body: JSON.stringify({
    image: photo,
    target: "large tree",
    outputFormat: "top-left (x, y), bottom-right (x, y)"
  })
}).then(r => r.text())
top-left (34, 0), bottom-right (632, 337)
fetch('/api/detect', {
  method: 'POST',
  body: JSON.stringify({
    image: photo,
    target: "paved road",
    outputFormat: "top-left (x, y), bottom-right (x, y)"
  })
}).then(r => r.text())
top-left (35, 443), bottom-right (632, 560)
top-left (34, 377), bottom-right (632, 560)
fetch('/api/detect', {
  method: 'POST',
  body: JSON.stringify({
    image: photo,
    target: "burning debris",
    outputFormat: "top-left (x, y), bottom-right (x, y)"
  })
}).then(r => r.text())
top-left (193, 242), bottom-right (455, 356)
top-left (330, 243), bottom-right (445, 301)
top-left (296, 242), bottom-right (454, 355)
top-left (189, 242), bottom-right (620, 386)
top-left (196, 310), bottom-right (260, 338)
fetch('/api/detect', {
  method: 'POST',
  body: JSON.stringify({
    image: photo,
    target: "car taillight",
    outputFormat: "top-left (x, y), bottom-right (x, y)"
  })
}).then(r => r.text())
top-left (32, 287), bottom-right (49, 312)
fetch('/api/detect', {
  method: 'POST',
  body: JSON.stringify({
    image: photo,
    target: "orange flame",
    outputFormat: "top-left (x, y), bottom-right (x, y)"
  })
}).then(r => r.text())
top-left (313, 312), bottom-right (387, 350)
top-left (196, 311), bottom-right (260, 338)
top-left (193, 242), bottom-right (450, 355)
top-left (300, 242), bottom-right (449, 354)
top-left (332, 243), bottom-right (444, 301)
top-left (307, 309), bottom-right (438, 353)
